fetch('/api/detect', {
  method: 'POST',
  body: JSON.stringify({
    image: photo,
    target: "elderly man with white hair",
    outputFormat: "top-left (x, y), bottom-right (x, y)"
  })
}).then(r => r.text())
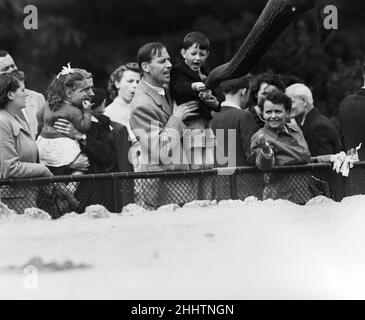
top-left (285, 83), bottom-right (341, 156)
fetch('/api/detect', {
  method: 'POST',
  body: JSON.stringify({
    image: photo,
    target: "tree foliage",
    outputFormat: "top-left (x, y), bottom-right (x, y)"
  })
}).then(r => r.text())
top-left (1, 0), bottom-right (364, 119)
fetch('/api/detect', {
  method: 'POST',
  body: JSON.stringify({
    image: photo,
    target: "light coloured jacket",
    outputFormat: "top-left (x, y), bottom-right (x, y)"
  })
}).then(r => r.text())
top-left (251, 123), bottom-right (313, 203)
top-left (130, 80), bottom-right (189, 172)
top-left (0, 109), bottom-right (52, 178)
top-left (250, 123), bottom-right (330, 204)
top-left (17, 89), bottom-right (46, 140)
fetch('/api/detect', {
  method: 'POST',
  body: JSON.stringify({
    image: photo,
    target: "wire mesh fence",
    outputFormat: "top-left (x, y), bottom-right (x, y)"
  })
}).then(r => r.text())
top-left (1, 162), bottom-right (365, 218)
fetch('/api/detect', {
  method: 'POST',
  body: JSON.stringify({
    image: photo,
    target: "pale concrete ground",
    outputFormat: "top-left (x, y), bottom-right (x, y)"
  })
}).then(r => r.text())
top-left (1, 196), bottom-right (365, 299)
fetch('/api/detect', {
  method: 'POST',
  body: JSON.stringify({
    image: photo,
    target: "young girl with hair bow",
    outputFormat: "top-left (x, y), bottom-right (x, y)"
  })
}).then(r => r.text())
top-left (36, 63), bottom-right (94, 175)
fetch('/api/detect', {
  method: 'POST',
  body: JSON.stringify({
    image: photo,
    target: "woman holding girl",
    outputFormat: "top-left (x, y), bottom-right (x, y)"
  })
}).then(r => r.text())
top-left (0, 73), bottom-right (52, 212)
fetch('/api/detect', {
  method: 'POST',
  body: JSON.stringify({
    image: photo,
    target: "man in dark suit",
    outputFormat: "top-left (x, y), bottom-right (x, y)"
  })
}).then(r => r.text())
top-left (286, 83), bottom-right (341, 156)
top-left (339, 64), bottom-right (365, 160)
top-left (211, 76), bottom-right (259, 167)
top-left (286, 83), bottom-right (343, 201)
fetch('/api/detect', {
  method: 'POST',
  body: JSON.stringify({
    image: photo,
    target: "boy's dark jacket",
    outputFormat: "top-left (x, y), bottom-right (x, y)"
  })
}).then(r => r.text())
top-left (170, 59), bottom-right (221, 122)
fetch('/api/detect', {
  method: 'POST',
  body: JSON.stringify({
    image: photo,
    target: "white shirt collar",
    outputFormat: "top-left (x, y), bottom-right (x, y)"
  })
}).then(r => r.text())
top-left (143, 79), bottom-right (165, 96)
top-left (221, 101), bottom-right (241, 110)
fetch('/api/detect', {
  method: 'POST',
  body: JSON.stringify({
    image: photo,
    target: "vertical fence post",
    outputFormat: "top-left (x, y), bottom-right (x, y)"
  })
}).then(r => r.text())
top-left (111, 175), bottom-right (121, 213)
top-left (229, 174), bottom-right (238, 200)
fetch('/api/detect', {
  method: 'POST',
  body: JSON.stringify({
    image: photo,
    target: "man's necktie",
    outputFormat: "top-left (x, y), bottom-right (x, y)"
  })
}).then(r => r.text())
top-left (163, 87), bottom-right (174, 114)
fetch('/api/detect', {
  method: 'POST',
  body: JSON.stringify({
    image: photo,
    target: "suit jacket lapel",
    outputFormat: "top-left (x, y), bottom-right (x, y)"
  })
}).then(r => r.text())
top-left (0, 110), bottom-right (33, 138)
top-left (141, 80), bottom-right (172, 116)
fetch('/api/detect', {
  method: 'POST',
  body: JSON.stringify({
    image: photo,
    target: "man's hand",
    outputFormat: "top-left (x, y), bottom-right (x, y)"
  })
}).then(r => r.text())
top-left (173, 100), bottom-right (199, 121)
top-left (69, 153), bottom-right (89, 172)
top-left (54, 118), bottom-right (83, 140)
top-left (191, 82), bottom-right (206, 92)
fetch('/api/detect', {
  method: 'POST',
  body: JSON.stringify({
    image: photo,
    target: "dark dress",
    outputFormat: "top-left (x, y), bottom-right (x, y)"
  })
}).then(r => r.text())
top-left (110, 120), bottom-right (134, 209)
top-left (75, 114), bottom-right (118, 212)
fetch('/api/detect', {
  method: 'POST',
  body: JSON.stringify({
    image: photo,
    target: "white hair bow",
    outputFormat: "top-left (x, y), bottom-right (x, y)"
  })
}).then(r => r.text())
top-left (57, 62), bottom-right (74, 79)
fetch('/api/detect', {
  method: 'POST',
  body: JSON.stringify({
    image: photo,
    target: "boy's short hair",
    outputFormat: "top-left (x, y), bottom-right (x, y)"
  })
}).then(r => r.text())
top-left (263, 91), bottom-right (292, 113)
top-left (220, 76), bottom-right (250, 95)
top-left (137, 42), bottom-right (166, 70)
top-left (182, 31), bottom-right (210, 50)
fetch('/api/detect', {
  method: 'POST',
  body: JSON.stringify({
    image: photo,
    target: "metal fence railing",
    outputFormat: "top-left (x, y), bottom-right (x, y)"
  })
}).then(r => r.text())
top-left (1, 162), bottom-right (365, 218)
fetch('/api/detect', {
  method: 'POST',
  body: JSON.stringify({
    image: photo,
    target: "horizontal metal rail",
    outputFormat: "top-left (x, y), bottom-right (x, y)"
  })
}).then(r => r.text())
top-left (2, 161), bottom-right (362, 186)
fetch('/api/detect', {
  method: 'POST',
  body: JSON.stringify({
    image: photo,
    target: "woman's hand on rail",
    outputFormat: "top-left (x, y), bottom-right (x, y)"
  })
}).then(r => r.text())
top-left (330, 151), bottom-right (347, 173)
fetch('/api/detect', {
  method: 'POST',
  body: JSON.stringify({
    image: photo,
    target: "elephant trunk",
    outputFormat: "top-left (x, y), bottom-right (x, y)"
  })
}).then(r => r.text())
top-left (206, 0), bottom-right (316, 89)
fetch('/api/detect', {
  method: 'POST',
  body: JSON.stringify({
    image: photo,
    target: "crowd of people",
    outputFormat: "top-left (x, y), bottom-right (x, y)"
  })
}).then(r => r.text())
top-left (0, 30), bottom-right (364, 212)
